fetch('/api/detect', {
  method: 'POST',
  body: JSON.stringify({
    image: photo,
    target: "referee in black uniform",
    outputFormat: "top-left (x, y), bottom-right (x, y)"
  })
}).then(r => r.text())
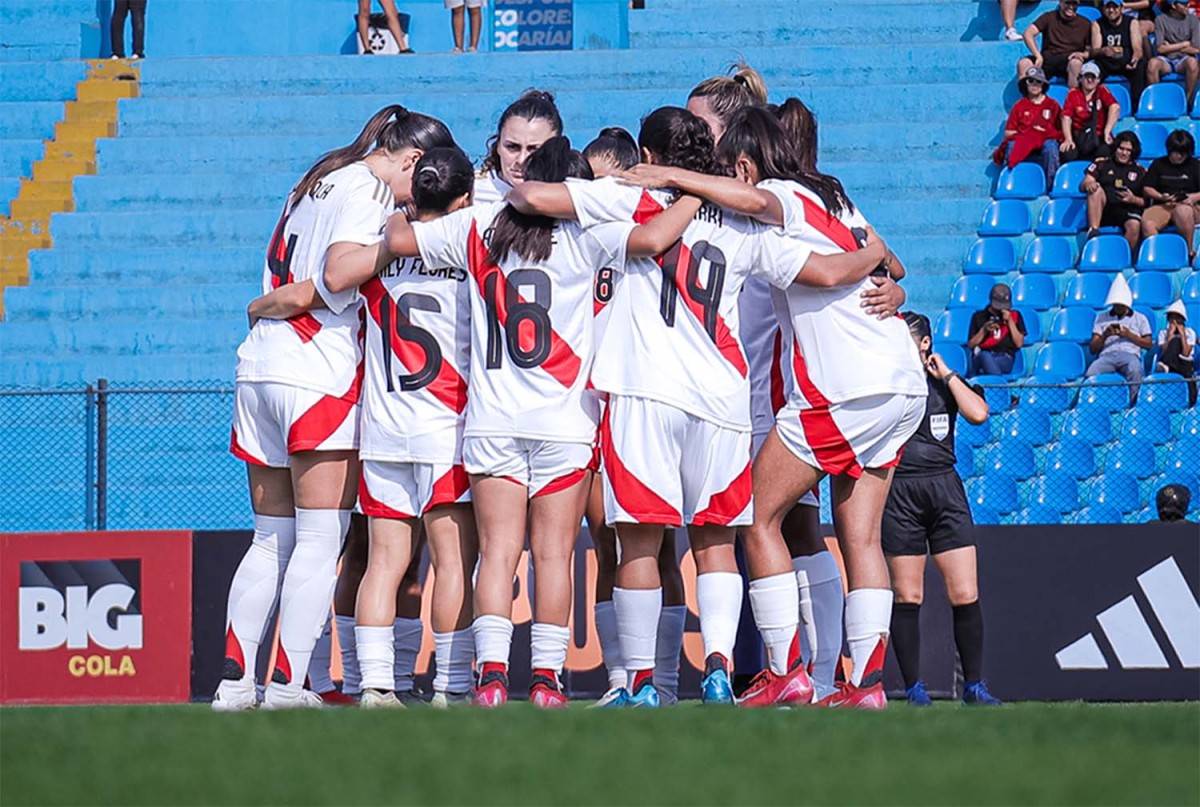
top-left (883, 313), bottom-right (1002, 706)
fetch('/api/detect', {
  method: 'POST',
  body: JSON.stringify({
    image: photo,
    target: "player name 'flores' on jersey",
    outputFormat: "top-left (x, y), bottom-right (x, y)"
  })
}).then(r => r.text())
top-left (381, 255), bottom-right (469, 284)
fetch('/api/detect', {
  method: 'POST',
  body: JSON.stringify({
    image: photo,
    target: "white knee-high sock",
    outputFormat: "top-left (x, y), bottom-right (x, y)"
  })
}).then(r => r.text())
top-left (335, 614), bottom-right (361, 695)
top-left (355, 625), bottom-right (394, 692)
top-left (695, 572), bottom-right (742, 661)
top-left (224, 514), bottom-right (295, 684)
top-left (655, 605), bottom-right (687, 696)
top-left (844, 588), bottom-right (893, 686)
top-left (434, 628), bottom-right (475, 693)
top-left (307, 613), bottom-right (335, 693)
top-left (392, 617), bottom-right (423, 693)
top-left (613, 587), bottom-right (661, 676)
top-left (530, 623), bottom-right (570, 675)
top-left (273, 508), bottom-right (349, 691)
top-left (794, 553), bottom-right (845, 699)
top-left (473, 614), bottom-right (514, 667)
top-left (748, 573), bottom-right (799, 675)
top-left (594, 601), bottom-right (625, 690)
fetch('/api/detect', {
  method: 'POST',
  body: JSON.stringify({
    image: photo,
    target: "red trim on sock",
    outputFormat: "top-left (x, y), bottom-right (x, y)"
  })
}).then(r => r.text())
top-left (787, 631), bottom-right (801, 670)
top-left (481, 661), bottom-right (507, 677)
top-left (631, 669), bottom-right (654, 691)
top-left (224, 626), bottom-right (245, 672)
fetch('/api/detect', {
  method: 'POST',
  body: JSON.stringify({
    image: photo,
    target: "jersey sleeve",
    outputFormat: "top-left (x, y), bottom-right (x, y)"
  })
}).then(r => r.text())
top-left (584, 221), bottom-right (635, 271)
top-left (566, 177), bottom-right (642, 228)
top-left (756, 228), bottom-right (814, 291)
top-left (413, 207), bottom-right (475, 271)
top-left (314, 250), bottom-right (363, 315)
top-left (758, 178), bottom-right (806, 234)
top-left (328, 177), bottom-right (392, 247)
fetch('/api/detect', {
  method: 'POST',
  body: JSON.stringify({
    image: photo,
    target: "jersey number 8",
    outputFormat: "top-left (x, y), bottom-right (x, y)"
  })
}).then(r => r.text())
top-left (483, 268), bottom-right (553, 370)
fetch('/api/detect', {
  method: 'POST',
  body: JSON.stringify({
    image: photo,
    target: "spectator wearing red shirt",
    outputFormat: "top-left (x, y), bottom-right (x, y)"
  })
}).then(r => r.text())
top-left (1061, 62), bottom-right (1121, 163)
top-left (967, 284), bottom-right (1027, 376)
top-left (1018, 0), bottom-right (1092, 88)
top-left (998, 67), bottom-right (1063, 193)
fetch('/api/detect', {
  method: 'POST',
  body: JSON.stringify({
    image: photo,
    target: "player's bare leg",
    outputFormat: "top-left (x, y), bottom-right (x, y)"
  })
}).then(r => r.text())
top-left (426, 503), bottom-right (478, 707)
top-left (355, 515), bottom-right (418, 709)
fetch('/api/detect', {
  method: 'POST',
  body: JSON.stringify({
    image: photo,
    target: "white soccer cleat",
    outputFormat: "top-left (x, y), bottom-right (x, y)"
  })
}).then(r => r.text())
top-left (261, 682), bottom-right (325, 710)
top-left (360, 688), bottom-right (405, 709)
top-left (430, 690), bottom-right (471, 709)
top-left (590, 687), bottom-right (627, 708)
top-left (211, 679), bottom-right (257, 712)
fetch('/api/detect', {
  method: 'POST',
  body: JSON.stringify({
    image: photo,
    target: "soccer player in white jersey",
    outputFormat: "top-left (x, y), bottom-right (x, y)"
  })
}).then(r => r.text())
top-left (318, 147), bottom-right (480, 709)
top-left (214, 106), bottom-right (455, 711)
top-left (473, 90), bottom-right (563, 205)
top-left (626, 105), bottom-right (926, 708)
top-left (509, 107), bottom-right (888, 708)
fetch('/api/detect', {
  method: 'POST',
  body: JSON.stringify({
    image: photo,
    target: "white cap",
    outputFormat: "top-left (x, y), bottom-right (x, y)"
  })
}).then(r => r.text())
top-left (1105, 273), bottom-right (1133, 307)
top-left (1080, 61), bottom-right (1102, 78)
top-left (1167, 298), bottom-right (1188, 321)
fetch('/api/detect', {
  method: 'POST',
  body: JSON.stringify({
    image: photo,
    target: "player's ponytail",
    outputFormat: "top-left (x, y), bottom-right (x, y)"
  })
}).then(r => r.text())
top-left (774, 97), bottom-right (819, 173)
top-left (487, 136), bottom-right (592, 265)
top-left (687, 62), bottom-right (769, 129)
top-left (412, 146), bottom-right (475, 215)
top-left (482, 89), bottom-right (564, 179)
top-left (291, 105), bottom-right (455, 203)
top-left (582, 126), bottom-right (640, 174)
top-left (638, 106), bottom-right (721, 176)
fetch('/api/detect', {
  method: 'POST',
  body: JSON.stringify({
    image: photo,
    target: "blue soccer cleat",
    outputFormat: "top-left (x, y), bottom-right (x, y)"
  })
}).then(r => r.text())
top-left (626, 681), bottom-right (660, 709)
top-left (700, 653), bottom-right (734, 705)
top-left (591, 687), bottom-right (630, 709)
top-left (962, 680), bottom-right (1003, 706)
top-left (906, 681), bottom-right (932, 707)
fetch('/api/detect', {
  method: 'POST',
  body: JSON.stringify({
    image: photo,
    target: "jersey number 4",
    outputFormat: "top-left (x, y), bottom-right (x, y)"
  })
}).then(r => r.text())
top-left (379, 291), bottom-right (443, 392)
top-left (266, 213), bottom-right (298, 288)
top-left (658, 240), bottom-right (726, 342)
top-left (483, 268), bottom-right (553, 370)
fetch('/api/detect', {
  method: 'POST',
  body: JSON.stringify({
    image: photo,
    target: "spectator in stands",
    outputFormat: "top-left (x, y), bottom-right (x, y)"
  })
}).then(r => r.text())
top-left (997, 67), bottom-right (1063, 193)
top-left (1000, 0), bottom-right (1039, 41)
top-left (1147, 0), bottom-right (1200, 110)
top-left (356, 0), bottom-right (413, 54)
top-left (967, 284), bottom-right (1027, 376)
top-left (110, 0), bottom-right (147, 60)
top-left (1087, 273), bottom-right (1154, 401)
top-left (1090, 0), bottom-right (1147, 109)
top-left (1141, 129), bottom-right (1200, 262)
top-left (1061, 62), bottom-right (1121, 163)
top-left (1157, 299), bottom-right (1197, 404)
top-left (1154, 483), bottom-right (1192, 521)
top-left (1018, 0), bottom-right (1092, 89)
top-left (1082, 130), bottom-right (1146, 249)
top-left (447, 0), bottom-right (484, 53)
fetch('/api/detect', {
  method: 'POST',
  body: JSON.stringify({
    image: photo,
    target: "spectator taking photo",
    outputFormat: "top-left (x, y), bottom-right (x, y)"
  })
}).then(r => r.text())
top-left (1086, 273), bottom-right (1154, 402)
top-left (967, 283), bottom-right (1027, 376)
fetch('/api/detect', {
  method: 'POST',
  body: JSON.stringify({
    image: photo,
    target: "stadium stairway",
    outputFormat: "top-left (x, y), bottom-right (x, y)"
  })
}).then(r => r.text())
top-left (0, 0), bottom-right (1057, 529)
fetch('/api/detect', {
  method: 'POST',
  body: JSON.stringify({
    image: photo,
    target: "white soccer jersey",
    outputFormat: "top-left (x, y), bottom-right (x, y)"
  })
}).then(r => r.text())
top-left (567, 177), bottom-right (799, 432)
top-left (358, 254), bottom-right (472, 463)
top-left (414, 202), bottom-right (628, 443)
top-left (235, 162), bottom-right (392, 397)
top-left (472, 170), bottom-right (511, 205)
top-left (758, 178), bottom-right (926, 408)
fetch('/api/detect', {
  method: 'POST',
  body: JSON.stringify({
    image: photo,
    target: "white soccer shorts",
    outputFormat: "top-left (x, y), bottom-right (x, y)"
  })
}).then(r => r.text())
top-left (358, 460), bottom-right (470, 519)
top-left (774, 393), bottom-right (926, 479)
top-left (600, 395), bottom-right (753, 528)
top-left (463, 436), bottom-right (593, 498)
top-left (444, 0), bottom-right (484, 8)
top-left (753, 431), bottom-right (819, 508)
top-left (230, 380), bottom-right (359, 468)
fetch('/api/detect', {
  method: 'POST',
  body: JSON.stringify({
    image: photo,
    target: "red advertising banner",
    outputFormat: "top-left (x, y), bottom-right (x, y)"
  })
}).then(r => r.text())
top-left (0, 531), bottom-right (193, 705)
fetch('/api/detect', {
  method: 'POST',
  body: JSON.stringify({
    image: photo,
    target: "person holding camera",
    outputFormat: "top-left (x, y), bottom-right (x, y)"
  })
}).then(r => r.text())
top-left (1157, 299), bottom-right (1197, 406)
top-left (1090, 0), bottom-right (1146, 109)
top-left (966, 283), bottom-right (1027, 376)
top-left (1141, 129), bottom-right (1200, 263)
top-left (1087, 273), bottom-right (1154, 401)
top-left (1060, 62), bottom-right (1121, 163)
top-left (1082, 130), bottom-right (1146, 250)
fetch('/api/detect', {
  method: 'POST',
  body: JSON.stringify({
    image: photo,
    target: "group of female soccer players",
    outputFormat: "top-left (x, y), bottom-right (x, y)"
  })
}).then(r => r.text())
top-left (213, 65), bottom-right (927, 712)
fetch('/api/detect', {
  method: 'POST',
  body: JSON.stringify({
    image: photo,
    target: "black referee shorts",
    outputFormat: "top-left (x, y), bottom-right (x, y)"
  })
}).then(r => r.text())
top-left (882, 470), bottom-right (976, 557)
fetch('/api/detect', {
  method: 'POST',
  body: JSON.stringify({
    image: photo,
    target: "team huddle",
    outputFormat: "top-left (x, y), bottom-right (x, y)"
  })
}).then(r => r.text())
top-left (214, 66), bottom-right (930, 712)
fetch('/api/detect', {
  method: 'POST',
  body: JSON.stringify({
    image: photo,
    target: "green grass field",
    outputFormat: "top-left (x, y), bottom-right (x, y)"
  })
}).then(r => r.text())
top-left (2, 702), bottom-right (1197, 806)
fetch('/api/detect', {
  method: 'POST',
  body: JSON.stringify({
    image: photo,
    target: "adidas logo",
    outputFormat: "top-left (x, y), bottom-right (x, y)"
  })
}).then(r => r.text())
top-left (1056, 557), bottom-right (1200, 671)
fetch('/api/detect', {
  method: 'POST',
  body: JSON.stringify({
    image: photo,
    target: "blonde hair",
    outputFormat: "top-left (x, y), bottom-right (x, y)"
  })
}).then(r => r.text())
top-left (688, 62), bottom-right (769, 126)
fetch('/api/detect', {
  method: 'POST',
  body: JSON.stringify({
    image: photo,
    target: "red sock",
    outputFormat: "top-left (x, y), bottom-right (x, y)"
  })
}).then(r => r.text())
top-left (532, 668), bottom-right (558, 687)
top-left (481, 661), bottom-right (507, 679)
top-left (631, 668), bottom-right (653, 691)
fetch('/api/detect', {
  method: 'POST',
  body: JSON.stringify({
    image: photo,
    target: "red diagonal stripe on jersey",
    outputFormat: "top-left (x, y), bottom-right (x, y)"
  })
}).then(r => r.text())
top-left (671, 241), bottom-right (748, 377)
top-left (361, 277), bottom-right (467, 414)
top-left (795, 192), bottom-right (860, 253)
top-left (467, 223), bottom-right (582, 389)
top-left (770, 328), bottom-right (787, 415)
top-left (791, 336), bottom-right (830, 408)
top-left (692, 461), bottom-right (752, 526)
top-left (429, 464), bottom-right (471, 509)
top-left (286, 378), bottom-right (359, 452)
top-left (358, 474), bottom-right (415, 520)
top-left (633, 190), bottom-right (665, 224)
top-left (599, 405), bottom-right (682, 525)
top-left (287, 312), bottom-right (322, 343)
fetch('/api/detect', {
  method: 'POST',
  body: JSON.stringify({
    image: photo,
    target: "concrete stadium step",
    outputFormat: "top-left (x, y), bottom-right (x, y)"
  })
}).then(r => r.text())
top-left (28, 247), bottom-right (264, 285)
top-left (73, 172), bottom-right (297, 211)
top-left (0, 62), bottom-right (89, 102)
top-left (0, 101), bottom-right (64, 139)
top-left (3, 284), bottom-right (259, 322)
top-left (0, 140), bottom-right (43, 176)
top-left (49, 209), bottom-right (277, 248)
top-left (0, 317), bottom-right (246, 356)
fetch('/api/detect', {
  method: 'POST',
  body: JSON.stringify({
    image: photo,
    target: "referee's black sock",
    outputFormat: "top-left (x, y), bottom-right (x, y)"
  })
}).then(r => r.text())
top-left (890, 602), bottom-right (921, 689)
top-left (952, 601), bottom-right (984, 684)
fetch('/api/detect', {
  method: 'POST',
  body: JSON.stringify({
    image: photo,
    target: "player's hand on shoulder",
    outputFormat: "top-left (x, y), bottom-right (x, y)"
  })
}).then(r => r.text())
top-left (617, 164), bottom-right (674, 189)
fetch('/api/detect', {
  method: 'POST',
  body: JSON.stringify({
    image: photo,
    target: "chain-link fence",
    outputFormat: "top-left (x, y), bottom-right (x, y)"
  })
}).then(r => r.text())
top-left (1, 376), bottom-right (1196, 532)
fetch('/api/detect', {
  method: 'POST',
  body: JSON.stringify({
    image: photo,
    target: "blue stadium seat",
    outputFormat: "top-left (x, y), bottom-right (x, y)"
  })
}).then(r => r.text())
top-left (1049, 305), bottom-right (1099, 344)
top-left (1130, 272), bottom-right (1174, 307)
top-left (1070, 504), bottom-right (1124, 523)
top-left (994, 164), bottom-right (1046, 200)
top-left (1104, 436), bottom-right (1157, 478)
top-left (1051, 162), bottom-right (1090, 199)
top-left (1017, 307), bottom-right (1042, 342)
top-left (1025, 471), bottom-right (1082, 513)
top-left (1063, 273), bottom-right (1112, 307)
top-left (964, 238), bottom-right (1017, 275)
top-left (947, 276), bottom-right (994, 310)
top-left (1188, 303), bottom-right (1200, 324)
top-left (1122, 406), bottom-right (1173, 445)
top-left (1136, 83), bottom-right (1187, 121)
top-left (1177, 407), bottom-right (1200, 439)
top-left (955, 445), bottom-right (974, 477)
top-left (1078, 373), bottom-right (1129, 411)
top-left (934, 308), bottom-right (972, 344)
top-left (998, 406), bottom-right (1053, 445)
top-left (1021, 236), bottom-right (1075, 273)
top-left (1077, 5), bottom-right (1101, 19)
top-left (971, 375), bottom-right (1014, 413)
top-left (1059, 406), bottom-right (1114, 444)
top-left (1089, 470), bottom-right (1140, 513)
top-left (1047, 84), bottom-right (1070, 107)
top-left (1125, 122), bottom-right (1168, 159)
top-left (983, 441), bottom-right (1037, 480)
top-left (1108, 84), bottom-right (1132, 120)
top-left (1036, 198), bottom-right (1086, 235)
top-left (1078, 235), bottom-right (1132, 273)
top-left (1012, 274), bottom-right (1058, 310)
top-left (1016, 503), bottom-right (1067, 524)
top-left (965, 474), bottom-right (1019, 514)
top-left (1134, 304), bottom-right (1162, 340)
top-left (1018, 379), bottom-right (1075, 412)
top-left (936, 342), bottom-right (969, 376)
top-left (1157, 466), bottom-right (1200, 501)
top-left (1031, 342), bottom-right (1086, 379)
top-left (956, 418), bottom-right (993, 449)
top-left (1043, 437), bottom-right (1096, 479)
top-left (1140, 372), bottom-right (1190, 412)
top-left (979, 200), bottom-right (1031, 236)
top-left (1135, 233), bottom-right (1190, 272)
top-left (1184, 271), bottom-right (1200, 301)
